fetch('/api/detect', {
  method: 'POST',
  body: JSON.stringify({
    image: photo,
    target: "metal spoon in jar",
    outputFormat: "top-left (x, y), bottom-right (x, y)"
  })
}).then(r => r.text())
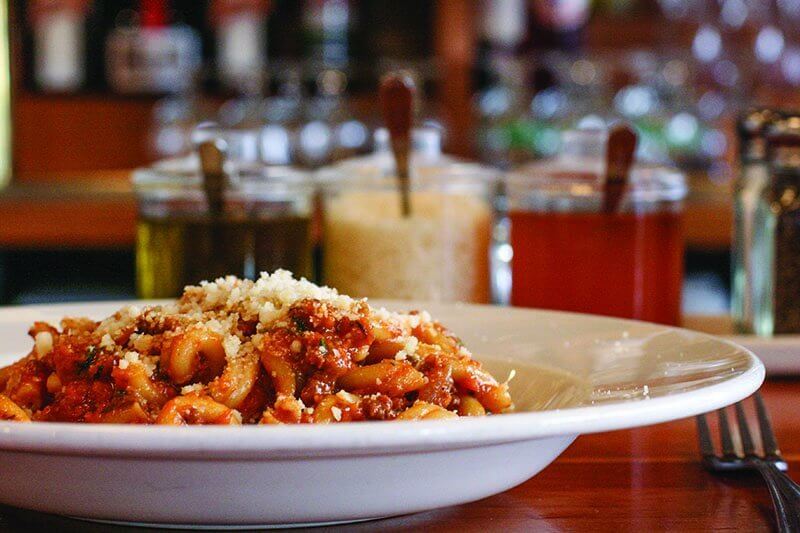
top-left (379, 72), bottom-right (416, 218)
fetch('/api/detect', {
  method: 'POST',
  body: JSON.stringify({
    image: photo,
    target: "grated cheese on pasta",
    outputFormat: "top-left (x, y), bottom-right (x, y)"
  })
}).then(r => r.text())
top-left (181, 383), bottom-right (205, 395)
top-left (100, 334), bottom-right (115, 350)
top-left (222, 334), bottom-right (241, 359)
top-left (34, 331), bottom-right (53, 357)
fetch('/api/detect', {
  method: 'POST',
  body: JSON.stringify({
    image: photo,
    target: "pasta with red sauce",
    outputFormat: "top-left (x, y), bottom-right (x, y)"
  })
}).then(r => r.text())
top-left (0, 271), bottom-right (512, 425)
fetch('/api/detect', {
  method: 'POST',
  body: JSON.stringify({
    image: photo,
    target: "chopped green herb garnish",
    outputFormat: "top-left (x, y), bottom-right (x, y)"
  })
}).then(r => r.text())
top-left (319, 338), bottom-right (328, 354)
top-left (78, 346), bottom-right (97, 373)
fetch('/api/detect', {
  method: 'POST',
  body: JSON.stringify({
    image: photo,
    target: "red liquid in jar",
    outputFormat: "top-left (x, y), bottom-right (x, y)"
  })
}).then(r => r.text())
top-left (509, 210), bottom-right (684, 325)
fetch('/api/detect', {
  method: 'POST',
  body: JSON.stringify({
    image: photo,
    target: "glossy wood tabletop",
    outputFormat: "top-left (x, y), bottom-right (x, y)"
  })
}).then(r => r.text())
top-left (0, 380), bottom-right (797, 533)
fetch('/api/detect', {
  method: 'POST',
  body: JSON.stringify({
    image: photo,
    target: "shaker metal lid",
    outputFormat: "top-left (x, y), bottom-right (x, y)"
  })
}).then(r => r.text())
top-left (738, 108), bottom-right (780, 138)
top-left (766, 114), bottom-right (800, 147)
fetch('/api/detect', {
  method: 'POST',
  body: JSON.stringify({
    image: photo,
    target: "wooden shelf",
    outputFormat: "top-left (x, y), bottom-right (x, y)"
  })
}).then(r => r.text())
top-left (0, 173), bottom-right (136, 248)
top-left (0, 170), bottom-right (732, 250)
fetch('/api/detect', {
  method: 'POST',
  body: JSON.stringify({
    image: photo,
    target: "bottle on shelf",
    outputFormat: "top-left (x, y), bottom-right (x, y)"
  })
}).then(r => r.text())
top-left (29, 0), bottom-right (90, 92)
top-left (210, 0), bottom-right (270, 92)
top-left (148, 95), bottom-right (209, 160)
top-left (261, 65), bottom-right (304, 165)
top-left (527, 0), bottom-right (591, 52)
top-left (302, 0), bottom-right (351, 69)
top-left (105, 0), bottom-right (203, 95)
top-left (295, 68), bottom-right (345, 168)
top-left (479, 0), bottom-right (528, 58)
top-left (475, 0), bottom-right (528, 93)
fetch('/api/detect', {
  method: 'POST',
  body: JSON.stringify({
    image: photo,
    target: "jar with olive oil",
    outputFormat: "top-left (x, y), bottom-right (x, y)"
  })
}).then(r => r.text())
top-left (133, 159), bottom-right (313, 298)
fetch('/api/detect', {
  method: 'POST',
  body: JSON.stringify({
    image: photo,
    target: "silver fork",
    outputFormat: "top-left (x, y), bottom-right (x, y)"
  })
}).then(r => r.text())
top-left (696, 392), bottom-right (800, 532)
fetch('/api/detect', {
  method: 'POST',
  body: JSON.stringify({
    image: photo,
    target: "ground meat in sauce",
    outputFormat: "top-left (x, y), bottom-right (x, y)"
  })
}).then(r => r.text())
top-left (300, 371), bottom-right (337, 406)
top-left (4, 359), bottom-right (50, 410)
top-left (35, 380), bottom-right (115, 422)
top-left (362, 393), bottom-right (410, 420)
top-left (416, 354), bottom-right (455, 408)
top-left (279, 299), bottom-right (375, 381)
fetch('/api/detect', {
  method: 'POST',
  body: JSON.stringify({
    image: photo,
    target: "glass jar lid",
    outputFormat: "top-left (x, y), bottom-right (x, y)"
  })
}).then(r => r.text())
top-left (318, 160), bottom-right (498, 195)
top-left (739, 108), bottom-right (780, 163)
top-left (373, 126), bottom-right (443, 158)
top-left (317, 126), bottom-right (464, 182)
top-left (507, 159), bottom-right (686, 204)
top-left (506, 128), bottom-right (687, 206)
top-left (132, 156), bottom-right (312, 203)
top-left (766, 114), bottom-right (800, 169)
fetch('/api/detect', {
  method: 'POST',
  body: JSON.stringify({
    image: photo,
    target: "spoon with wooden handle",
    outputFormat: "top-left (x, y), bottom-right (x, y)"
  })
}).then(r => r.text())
top-left (198, 137), bottom-right (228, 220)
top-left (379, 72), bottom-right (416, 217)
top-left (603, 124), bottom-right (638, 214)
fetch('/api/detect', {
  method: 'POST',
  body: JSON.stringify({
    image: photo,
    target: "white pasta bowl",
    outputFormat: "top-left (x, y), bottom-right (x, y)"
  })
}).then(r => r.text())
top-left (0, 301), bottom-right (763, 528)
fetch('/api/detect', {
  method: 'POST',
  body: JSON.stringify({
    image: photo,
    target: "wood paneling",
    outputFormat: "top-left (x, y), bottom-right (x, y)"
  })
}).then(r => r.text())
top-left (434, 0), bottom-right (475, 158)
top-left (12, 95), bottom-right (155, 176)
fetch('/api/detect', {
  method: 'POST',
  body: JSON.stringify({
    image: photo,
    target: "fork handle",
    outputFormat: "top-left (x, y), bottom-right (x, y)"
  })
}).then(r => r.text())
top-left (755, 460), bottom-right (800, 532)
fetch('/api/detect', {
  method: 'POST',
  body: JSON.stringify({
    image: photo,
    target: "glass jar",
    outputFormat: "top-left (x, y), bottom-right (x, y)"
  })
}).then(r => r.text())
top-left (318, 163), bottom-right (498, 302)
top-left (133, 159), bottom-right (313, 298)
top-left (507, 153), bottom-right (687, 325)
top-left (732, 109), bottom-right (777, 333)
top-left (325, 126), bottom-right (458, 177)
top-left (751, 115), bottom-right (800, 335)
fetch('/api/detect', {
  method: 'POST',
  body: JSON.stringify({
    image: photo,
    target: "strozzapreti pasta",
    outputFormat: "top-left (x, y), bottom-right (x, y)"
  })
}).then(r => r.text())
top-left (0, 271), bottom-right (512, 424)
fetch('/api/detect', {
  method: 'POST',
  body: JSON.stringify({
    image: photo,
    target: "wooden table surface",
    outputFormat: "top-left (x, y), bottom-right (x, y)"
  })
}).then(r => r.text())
top-left (0, 380), bottom-right (796, 532)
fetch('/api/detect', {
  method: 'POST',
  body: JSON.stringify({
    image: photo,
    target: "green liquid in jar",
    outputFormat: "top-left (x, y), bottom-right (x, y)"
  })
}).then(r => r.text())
top-left (136, 215), bottom-right (312, 299)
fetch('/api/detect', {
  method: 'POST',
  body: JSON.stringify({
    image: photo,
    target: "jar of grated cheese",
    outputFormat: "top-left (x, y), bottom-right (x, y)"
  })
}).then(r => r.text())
top-left (318, 163), bottom-right (498, 303)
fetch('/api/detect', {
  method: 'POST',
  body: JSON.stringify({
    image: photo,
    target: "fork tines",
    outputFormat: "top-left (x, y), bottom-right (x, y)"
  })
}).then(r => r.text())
top-left (695, 392), bottom-right (788, 472)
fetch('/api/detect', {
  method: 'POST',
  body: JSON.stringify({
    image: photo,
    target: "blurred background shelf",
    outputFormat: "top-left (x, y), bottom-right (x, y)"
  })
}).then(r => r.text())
top-left (5, 0), bottom-right (791, 310)
top-left (0, 172), bottom-right (134, 248)
top-left (13, 96), bottom-right (156, 174)
top-left (0, 169), bottom-right (732, 250)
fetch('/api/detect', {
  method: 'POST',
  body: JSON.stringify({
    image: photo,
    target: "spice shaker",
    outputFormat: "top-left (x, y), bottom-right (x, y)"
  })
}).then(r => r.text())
top-left (731, 109), bottom-right (776, 333)
top-left (750, 115), bottom-right (800, 335)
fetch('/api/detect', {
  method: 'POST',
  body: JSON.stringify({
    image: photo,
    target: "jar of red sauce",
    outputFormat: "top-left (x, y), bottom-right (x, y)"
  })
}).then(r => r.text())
top-left (506, 139), bottom-right (687, 325)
